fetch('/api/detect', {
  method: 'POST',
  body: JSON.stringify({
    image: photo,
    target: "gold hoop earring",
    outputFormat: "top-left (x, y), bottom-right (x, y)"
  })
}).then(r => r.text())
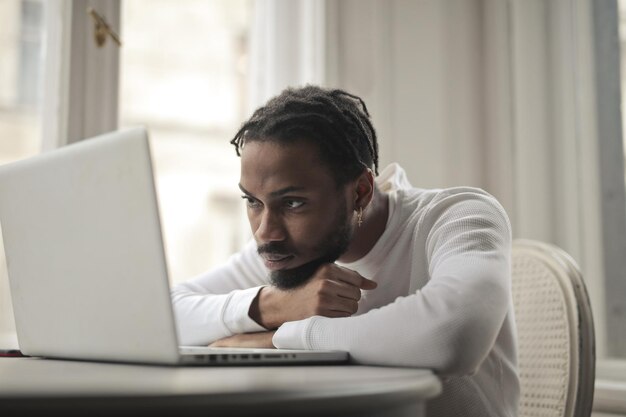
top-left (357, 207), bottom-right (363, 227)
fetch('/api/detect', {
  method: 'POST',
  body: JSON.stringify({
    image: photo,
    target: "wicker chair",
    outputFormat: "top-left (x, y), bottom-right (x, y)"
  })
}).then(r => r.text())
top-left (511, 239), bottom-right (596, 417)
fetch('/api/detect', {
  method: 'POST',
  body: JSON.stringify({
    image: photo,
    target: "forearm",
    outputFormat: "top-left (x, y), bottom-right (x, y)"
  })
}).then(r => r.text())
top-left (170, 240), bottom-right (270, 345)
top-left (273, 263), bottom-right (510, 375)
top-left (172, 286), bottom-right (266, 345)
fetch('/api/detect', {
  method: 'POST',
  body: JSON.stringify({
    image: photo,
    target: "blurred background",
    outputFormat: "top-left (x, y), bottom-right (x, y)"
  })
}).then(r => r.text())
top-left (1, 1), bottom-right (626, 413)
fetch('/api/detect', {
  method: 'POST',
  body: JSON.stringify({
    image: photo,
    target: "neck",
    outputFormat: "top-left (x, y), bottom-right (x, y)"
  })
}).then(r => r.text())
top-left (339, 186), bottom-right (389, 263)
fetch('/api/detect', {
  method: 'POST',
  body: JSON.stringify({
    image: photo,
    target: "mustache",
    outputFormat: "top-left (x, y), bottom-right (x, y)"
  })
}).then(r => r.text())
top-left (257, 242), bottom-right (295, 256)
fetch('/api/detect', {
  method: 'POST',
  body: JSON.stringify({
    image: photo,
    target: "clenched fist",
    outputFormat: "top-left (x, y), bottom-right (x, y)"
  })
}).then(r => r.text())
top-left (249, 263), bottom-right (377, 329)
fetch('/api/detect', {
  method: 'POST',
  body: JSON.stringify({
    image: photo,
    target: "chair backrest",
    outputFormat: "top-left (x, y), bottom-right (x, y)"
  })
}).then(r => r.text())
top-left (511, 239), bottom-right (595, 417)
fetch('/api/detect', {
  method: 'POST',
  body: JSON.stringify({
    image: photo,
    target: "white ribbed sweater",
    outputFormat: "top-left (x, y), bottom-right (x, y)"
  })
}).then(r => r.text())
top-left (171, 163), bottom-right (520, 417)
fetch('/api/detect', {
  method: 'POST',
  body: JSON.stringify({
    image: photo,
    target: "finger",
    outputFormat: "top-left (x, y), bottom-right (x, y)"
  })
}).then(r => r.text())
top-left (360, 277), bottom-right (377, 290)
top-left (321, 309), bottom-right (356, 318)
top-left (320, 294), bottom-right (359, 315)
top-left (321, 308), bottom-right (354, 318)
top-left (329, 280), bottom-right (362, 301)
top-left (208, 338), bottom-right (228, 348)
top-left (333, 269), bottom-right (377, 290)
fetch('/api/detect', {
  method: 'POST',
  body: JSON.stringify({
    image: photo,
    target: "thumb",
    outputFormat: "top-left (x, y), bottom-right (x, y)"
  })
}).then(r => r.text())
top-left (360, 277), bottom-right (378, 290)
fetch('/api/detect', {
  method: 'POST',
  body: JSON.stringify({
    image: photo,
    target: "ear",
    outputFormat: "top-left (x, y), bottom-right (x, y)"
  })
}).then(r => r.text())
top-left (353, 169), bottom-right (375, 210)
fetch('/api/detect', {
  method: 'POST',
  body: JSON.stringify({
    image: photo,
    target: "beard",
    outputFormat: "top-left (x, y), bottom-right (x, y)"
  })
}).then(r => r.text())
top-left (257, 205), bottom-right (353, 290)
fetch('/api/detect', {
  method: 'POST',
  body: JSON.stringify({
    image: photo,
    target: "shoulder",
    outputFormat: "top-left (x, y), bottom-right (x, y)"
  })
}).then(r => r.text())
top-left (399, 186), bottom-right (506, 214)
top-left (376, 162), bottom-right (511, 238)
top-left (427, 187), bottom-right (506, 216)
top-left (397, 186), bottom-right (511, 239)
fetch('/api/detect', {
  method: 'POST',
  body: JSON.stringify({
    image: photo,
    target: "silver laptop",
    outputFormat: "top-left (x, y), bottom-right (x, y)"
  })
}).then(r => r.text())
top-left (0, 127), bottom-right (348, 366)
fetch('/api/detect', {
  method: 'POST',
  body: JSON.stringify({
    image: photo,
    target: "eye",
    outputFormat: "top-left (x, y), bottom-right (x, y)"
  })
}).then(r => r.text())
top-left (241, 195), bottom-right (261, 209)
top-left (284, 199), bottom-right (304, 210)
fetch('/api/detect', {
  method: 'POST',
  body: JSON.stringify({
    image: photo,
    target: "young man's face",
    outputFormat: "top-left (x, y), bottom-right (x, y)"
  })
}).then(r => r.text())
top-left (239, 139), bottom-right (354, 288)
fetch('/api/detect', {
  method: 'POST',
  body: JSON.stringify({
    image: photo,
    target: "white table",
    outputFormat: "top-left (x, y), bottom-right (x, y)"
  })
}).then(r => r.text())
top-left (0, 357), bottom-right (441, 416)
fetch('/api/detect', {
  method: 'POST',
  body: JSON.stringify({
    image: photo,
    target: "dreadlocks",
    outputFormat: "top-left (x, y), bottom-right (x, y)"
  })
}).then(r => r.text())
top-left (230, 85), bottom-right (379, 185)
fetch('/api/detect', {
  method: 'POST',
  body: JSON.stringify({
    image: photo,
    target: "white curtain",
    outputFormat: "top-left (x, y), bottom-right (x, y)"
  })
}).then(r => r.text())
top-left (247, 0), bottom-right (327, 111)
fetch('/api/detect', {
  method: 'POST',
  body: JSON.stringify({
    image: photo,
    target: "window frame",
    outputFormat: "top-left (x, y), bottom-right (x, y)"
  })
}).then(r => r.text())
top-left (592, 0), bottom-right (626, 360)
top-left (42, 0), bottom-right (120, 150)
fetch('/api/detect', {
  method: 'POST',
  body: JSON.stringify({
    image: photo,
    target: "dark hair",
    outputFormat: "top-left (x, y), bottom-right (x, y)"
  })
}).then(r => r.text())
top-left (230, 85), bottom-right (379, 184)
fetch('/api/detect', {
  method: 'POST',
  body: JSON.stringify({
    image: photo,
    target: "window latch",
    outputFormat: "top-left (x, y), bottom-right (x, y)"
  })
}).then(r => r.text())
top-left (87, 7), bottom-right (122, 48)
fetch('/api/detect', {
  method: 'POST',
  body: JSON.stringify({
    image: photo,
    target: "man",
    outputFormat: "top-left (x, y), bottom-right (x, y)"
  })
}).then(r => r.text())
top-left (171, 85), bottom-right (519, 417)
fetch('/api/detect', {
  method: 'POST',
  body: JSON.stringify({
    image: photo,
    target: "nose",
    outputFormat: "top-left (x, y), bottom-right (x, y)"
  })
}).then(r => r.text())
top-left (254, 208), bottom-right (286, 243)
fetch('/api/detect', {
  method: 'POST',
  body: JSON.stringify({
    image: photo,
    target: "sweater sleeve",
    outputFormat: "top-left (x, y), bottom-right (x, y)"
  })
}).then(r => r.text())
top-left (273, 193), bottom-right (512, 376)
top-left (171, 239), bottom-right (270, 345)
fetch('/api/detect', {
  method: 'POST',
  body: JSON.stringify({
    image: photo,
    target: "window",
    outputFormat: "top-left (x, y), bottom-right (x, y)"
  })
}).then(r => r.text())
top-left (0, 0), bottom-right (43, 165)
top-left (118, 0), bottom-right (253, 284)
top-left (589, 0), bottom-right (626, 363)
top-left (0, 0), bottom-right (46, 345)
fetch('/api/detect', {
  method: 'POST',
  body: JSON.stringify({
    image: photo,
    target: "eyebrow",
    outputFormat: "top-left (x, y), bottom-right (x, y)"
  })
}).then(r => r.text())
top-left (238, 184), bottom-right (307, 198)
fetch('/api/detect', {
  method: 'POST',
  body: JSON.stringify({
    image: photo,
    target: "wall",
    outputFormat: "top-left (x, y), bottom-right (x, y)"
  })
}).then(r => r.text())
top-left (326, 0), bottom-right (491, 191)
